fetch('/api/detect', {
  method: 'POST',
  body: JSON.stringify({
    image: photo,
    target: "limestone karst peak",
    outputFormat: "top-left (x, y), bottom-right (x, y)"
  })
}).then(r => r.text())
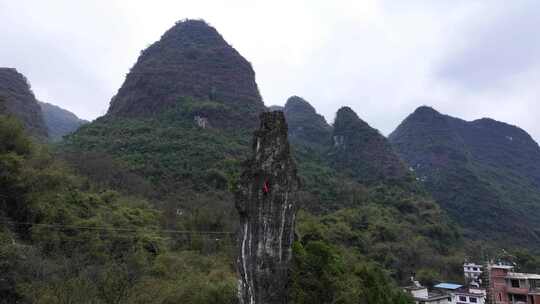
top-left (329, 106), bottom-right (407, 183)
top-left (283, 96), bottom-right (331, 147)
top-left (107, 19), bottom-right (265, 129)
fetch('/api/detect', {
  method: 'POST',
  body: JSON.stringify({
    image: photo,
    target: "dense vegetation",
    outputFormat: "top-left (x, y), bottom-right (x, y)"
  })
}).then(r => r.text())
top-left (4, 96), bottom-right (540, 304)
top-left (390, 106), bottom-right (540, 250)
top-left (0, 115), bottom-right (238, 303)
top-left (1, 109), bottom-right (422, 303)
top-left (284, 96), bottom-right (332, 149)
top-left (328, 106), bottom-right (409, 185)
top-left (4, 102), bottom-right (539, 303)
top-left (292, 146), bottom-right (463, 285)
top-left (61, 100), bottom-right (466, 289)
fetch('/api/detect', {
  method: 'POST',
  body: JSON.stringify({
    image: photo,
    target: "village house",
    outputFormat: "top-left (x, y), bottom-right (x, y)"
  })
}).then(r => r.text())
top-left (464, 263), bottom-right (484, 282)
top-left (434, 283), bottom-right (486, 304)
top-left (403, 282), bottom-right (452, 304)
top-left (404, 282), bottom-right (487, 304)
top-left (487, 264), bottom-right (540, 304)
top-left (403, 263), bottom-right (488, 304)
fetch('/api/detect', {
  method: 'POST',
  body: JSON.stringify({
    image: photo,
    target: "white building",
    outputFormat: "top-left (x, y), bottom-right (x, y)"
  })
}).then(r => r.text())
top-left (434, 282), bottom-right (486, 304)
top-left (464, 263), bottom-right (483, 282)
top-left (403, 264), bottom-right (487, 304)
top-left (403, 283), bottom-right (452, 304)
top-left (451, 291), bottom-right (485, 304)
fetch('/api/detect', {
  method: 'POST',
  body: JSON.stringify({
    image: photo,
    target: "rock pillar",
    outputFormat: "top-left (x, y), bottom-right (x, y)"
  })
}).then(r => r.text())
top-left (236, 111), bottom-right (299, 304)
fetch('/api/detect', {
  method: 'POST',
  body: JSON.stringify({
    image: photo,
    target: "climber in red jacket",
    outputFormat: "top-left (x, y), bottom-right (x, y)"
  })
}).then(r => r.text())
top-left (263, 180), bottom-right (270, 194)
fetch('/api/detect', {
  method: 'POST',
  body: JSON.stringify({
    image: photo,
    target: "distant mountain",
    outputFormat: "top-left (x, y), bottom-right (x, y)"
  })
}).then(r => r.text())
top-left (0, 68), bottom-right (48, 138)
top-left (328, 106), bottom-right (408, 184)
top-left (389, 106), bottom-right (540, 247)
top-left (107, 19), bottom-right (265, 129)
top-left (39, 102), bottom-right (88, 141)
top-left (283, 96), bottom-right (332, 148)
top-left (268, 105), bottom-right (284, 112)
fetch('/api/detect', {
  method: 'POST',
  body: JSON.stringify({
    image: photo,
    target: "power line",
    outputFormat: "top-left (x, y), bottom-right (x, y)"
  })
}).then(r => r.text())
top-left (0, 220), bottom-right (235, 235)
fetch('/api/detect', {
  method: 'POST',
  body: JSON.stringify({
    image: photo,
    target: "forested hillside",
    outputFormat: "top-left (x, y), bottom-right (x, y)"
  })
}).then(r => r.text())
top-left (2, 109), bottom-right (423, 303)
top-left (0, 115), bottom-right (238, 303)
top-left (390, 106), bottom-right (540, 249)
top-left (55, 19), bottom-right (469, 303)
top-left (283, 96), bottom-right (332, 148)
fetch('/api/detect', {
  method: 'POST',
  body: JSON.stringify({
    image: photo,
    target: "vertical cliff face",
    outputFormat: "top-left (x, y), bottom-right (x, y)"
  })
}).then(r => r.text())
top-left (236, 111), bottom-right (299, 304)
top-left (0, 68), bottom-right (48, 139)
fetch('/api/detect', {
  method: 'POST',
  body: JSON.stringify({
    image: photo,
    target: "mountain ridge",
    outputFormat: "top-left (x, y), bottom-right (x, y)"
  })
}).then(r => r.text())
top-left (389, 106), bottom-right (540, 248)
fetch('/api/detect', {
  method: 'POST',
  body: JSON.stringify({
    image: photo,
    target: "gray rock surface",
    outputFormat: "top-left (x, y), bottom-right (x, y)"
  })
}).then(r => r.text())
top-left (236, 111), bottom-right (299, 304)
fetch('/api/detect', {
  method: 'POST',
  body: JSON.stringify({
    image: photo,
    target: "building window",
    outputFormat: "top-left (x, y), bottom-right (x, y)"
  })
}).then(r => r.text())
top-left (511, 279), bottom-right (520, 288)
top-left (514, 294), bottom-right (528, 302)
top-left (473, 267), bottom-right (478, 271)
top-left (470, 297), bottom-right (478, 303)
top-left (459, 296), bottom-right (467, 302)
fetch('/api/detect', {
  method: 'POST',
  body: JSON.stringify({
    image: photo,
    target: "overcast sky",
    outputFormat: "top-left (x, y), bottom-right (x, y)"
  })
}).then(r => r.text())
top-left (1, 0), bottom-right (539, 140)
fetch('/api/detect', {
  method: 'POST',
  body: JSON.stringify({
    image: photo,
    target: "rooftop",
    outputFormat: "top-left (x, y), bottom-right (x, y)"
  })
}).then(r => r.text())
top-left (490, 264), bottom-right (514, 270)
top-left (464, 263), bottom-right (483, 267)
top-left (453, 291), bottom-right (485, 298)
top-left (434, 283), bottom-right (463, 290)
top-left (506, 272), bottom-right (540, 280)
